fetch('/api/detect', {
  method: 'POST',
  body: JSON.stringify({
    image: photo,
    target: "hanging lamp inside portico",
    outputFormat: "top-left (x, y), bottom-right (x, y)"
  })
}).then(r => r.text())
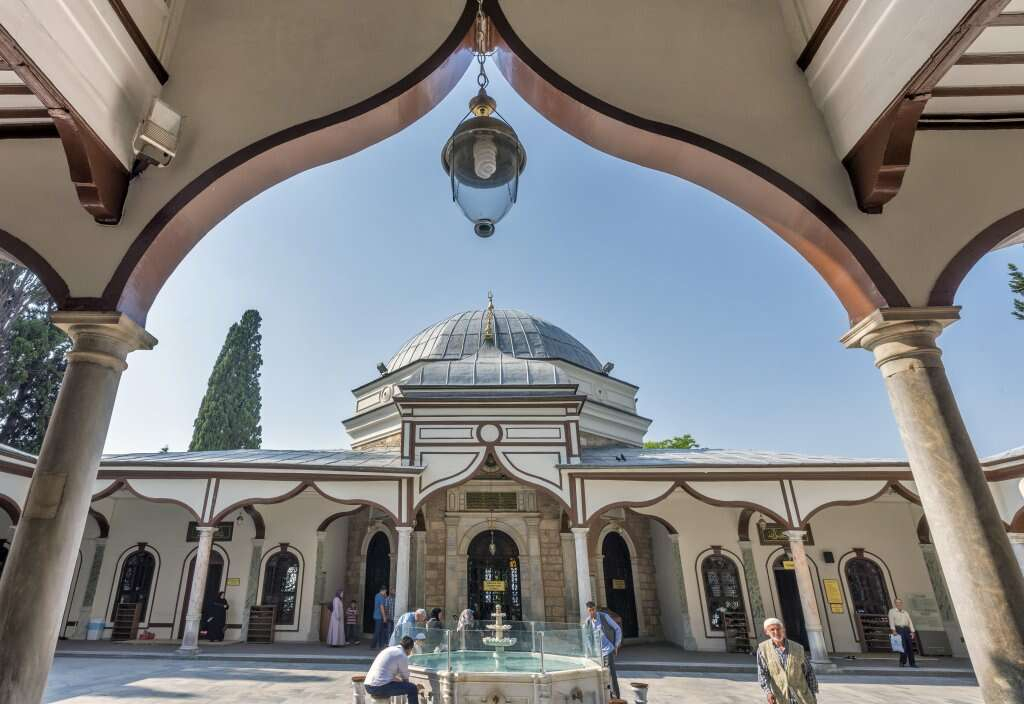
top-left (442, 0), bottom-right (526, 238)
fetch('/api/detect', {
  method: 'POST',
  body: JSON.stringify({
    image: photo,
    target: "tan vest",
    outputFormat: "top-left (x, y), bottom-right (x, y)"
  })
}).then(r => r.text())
top-left (758, 639), bottom-right (815, 704)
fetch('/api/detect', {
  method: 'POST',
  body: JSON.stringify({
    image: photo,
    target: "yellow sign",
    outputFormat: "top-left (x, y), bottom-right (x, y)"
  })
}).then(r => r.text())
top-left (612, 579), bottom-right (627, 590)
top-left (483, 580), bottom-right (506, 592)
top-left (225, 577), bottom-right (240, 587)
top-left (823, 579), bottom-right (843, 605)
top-left (830, 603), bottom-right (844, 614)
top-left (782, 560), bottom-right (795, 570)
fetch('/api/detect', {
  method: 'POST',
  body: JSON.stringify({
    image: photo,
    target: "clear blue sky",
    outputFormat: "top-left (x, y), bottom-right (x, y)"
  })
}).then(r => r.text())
top-left (105, 65), bottom-right (1024, 459)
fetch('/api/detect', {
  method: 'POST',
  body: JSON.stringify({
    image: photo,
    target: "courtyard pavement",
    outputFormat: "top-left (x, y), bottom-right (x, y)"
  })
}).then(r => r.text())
top-left (44, 656), bottom-right (982, 703)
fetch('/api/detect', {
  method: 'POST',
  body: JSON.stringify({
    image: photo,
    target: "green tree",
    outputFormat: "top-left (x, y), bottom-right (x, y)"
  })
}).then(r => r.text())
top-left (1010, 263), bottom-right (1024, 321)
top-left (0, 262), bottom-right (68, 454)
top-left (644, 434), bottom-right (700, 449)
top-left (189, 310), bottom-right (263, 451)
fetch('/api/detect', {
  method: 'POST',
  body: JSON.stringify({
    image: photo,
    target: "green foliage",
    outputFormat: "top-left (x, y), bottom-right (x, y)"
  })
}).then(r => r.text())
top-left (189, 310), bottom-right (263, 451)
top-left (0, 263), bottom-right (68, 454)
top-left (1010, 263), bottom-right (1024, 321)
top-left (643, 434), bottom-right (700, 449)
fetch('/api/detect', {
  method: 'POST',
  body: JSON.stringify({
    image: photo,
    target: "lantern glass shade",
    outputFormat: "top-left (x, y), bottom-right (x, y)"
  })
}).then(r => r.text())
top-left (443, 115), bottom-right (526, 237)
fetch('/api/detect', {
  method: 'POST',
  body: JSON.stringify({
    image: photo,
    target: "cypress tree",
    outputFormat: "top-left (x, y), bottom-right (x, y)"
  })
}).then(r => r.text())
top-left (189, 310), bottom-right (263, 451)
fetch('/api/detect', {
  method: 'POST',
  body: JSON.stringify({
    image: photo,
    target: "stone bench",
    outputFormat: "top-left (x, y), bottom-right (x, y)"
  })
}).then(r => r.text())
top-left (350, 674), bottom-right (408, 703)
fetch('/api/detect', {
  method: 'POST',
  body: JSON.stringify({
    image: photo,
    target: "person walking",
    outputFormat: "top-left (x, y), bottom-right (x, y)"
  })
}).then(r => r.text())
top-left (373, 585), bottom-right (388, 649)
top-left (326, 589), bottom-right (345, 647)
top-left (363, 635), bottom-right (419, 703)
top-left (888, 597), bottom-right (918, 668)
top-left (757, 617), bottom-right (818, 704)
top-left (204, 591), bottom-right (228, 642)
top-left (584, 601), bottom-right (622, 699)
top-left (345, 599), bottom-right (360, 645)
top-left (384, 587), bottom-right (396, 644)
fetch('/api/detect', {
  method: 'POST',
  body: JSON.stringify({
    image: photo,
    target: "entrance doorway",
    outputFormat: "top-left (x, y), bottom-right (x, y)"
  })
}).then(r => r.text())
top-left (362, 532), bottom-right (391, 633)
top-left (602, 532), bottom-right (639, 638)
top-left (467, 530), bottom-right (522, 621)
top-left (845, 558), bottom-right (891, 615)
top-left (177, 551), bottom-right (225, 638)
top-left (773, 557), bottom-right (808, 649)
top-left (111, 548), bottom-right (156, 621)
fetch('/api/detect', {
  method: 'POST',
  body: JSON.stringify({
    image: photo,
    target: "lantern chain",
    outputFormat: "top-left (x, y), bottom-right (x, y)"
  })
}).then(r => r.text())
top-left (475, 0), bottom-right (490, 90)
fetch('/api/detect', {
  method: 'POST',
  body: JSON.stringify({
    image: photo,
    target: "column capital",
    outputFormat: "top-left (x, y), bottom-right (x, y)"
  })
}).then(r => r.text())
top-left (783, 529), bottom-right (808, 543)
top-left (737, 539), bottom-right (753, 549)
top-left (570, 526), bottom-right (589, 537)
top-left (52, 311), bottom-right (157, 371)
top-left (194, 525), bottom-right (216, 537)
top-left (396, 525), bottom-right (414, 534)
top-left (1008, 532), bottom-right (1024, 545)
top-left (315, 530), bottom-right (326, 541)
top-left (840, 307), bottom-right (959, 377)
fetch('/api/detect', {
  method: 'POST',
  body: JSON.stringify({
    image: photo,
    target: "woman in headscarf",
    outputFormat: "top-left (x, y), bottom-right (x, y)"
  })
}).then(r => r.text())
top-left (455, 609), bottom-right (474, 632)
top-left (326, 589), bottom-right (346, 647)
top-left (205, 591), bottom-right (229, 642)
top-left (427, 608), bottom-right (444, 629)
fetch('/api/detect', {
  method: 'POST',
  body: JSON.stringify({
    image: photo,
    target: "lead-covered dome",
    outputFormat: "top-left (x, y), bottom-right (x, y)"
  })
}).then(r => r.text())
top-left (387, 308), bottom-right (602, 374)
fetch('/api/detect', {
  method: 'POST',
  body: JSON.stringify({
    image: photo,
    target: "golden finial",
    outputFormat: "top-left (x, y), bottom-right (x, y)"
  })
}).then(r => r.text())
top-left (483, 290), bottom-right (495, 343)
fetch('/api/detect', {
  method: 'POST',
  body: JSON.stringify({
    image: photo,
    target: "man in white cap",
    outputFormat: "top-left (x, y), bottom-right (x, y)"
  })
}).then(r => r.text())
top-left (756, 617), bottom-right (818, 704)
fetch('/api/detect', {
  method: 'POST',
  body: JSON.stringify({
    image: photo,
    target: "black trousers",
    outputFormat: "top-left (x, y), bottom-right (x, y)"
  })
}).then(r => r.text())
top-left (896, 626), bottom-right (916, 666)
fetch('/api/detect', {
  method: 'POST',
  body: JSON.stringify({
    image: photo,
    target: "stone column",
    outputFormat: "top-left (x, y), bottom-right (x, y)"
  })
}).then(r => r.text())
top-left (178, 526), bottom-right (216, 654)
top-left (668, 534), bottom-right (699, 650)
top-left (309, 531), bottom-right (326, 641)
top-left (394, 526), bottom-right (413, 617)
top-left (239, 538), bottom-right (264, 641)
top-left (72, 537), bottom-right (108, 639)
top-left (560, 532), bottom-right (579, 620)
top-left (444, 517), bottom-right (460, 620)
top-left (843, 308), bottom-right (1024, 702)
top-left (919, 542), bottom-right (964, 652)
top-left (738, 539), bottom-right (767, 639)
top-left (571, 527), bottom-right (592, 621)
top-left (0, 312), bottom-right (155, 703)
top-left (784, 530), bottom-right (830, 665)
top-left (524, 517), bottom-right (546, 621)
top-left (1009, 534), bottom-right (1024, 577)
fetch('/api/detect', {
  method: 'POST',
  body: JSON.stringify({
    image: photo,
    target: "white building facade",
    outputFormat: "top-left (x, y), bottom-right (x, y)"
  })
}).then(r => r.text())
top-left (1, 302), bottom-right (1022, 661)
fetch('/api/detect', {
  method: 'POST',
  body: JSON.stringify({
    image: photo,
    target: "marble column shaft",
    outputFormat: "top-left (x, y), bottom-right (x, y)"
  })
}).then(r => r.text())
top-left (394, 526), bottom-right (413, 618)
top-left (524, 517), bottom-right (546, 621)
top-left (738, 539), bottom-right (766, 639)
top-left (178, 526), bottom-right (216, 653)
top-left (844, 309), bottom-right (1024, 703)
top-left (72, 537), bottom-right (107, 640)
top-left (0, 312), bottom-right (154, 704)
top-left (240, 538), bottom-right (264, 641)
top-left (918, 542), bottom-right (963, 652)
top-left (571, 527), bottom-right (592, 622)
top-left (412, 530), bottom-right (426, 609)
top-left (309, 531), bottom-right (326, 641)
top-left (560, 533), bottom-right (579, 622)
top-left (784, 530), bottom-right (830, 665)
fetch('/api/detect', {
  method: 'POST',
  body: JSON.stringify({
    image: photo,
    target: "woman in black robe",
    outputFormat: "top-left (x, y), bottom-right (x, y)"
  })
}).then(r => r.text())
top-left (205, 591), bottom-right (229, 642)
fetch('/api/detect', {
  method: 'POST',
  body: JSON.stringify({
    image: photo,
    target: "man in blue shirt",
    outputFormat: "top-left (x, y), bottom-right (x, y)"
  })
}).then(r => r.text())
top-left (372, 585), bottom-right (388, 649)
top-left (584, 601), bottom-right (623, 699)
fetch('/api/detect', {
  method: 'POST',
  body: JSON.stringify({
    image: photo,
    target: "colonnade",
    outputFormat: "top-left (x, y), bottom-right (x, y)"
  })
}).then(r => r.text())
top-left (0, 308), bottom-right (1022, 703)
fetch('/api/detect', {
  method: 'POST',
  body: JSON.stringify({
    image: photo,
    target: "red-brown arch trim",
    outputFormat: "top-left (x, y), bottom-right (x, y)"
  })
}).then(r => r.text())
top-left (1010, 506), bottom-right (1024, 533)
top-left (678, 482), bottom-right (790, 527)
top-left (929, 208), bottom-right (1024, 306)
top-left (0, 493), bottom-right (20, 525)
top-left (83, 3), bottom-right (478, 325)
top-left (738, 508), bottom-right (755, 542)
top-left (484, 0), bottom-right (907, 323)
top-left (243, 504), bottom-right (265, 539)
top-left (88, 507), bottom-right (110, 539)
top-left (0, 228), bottom-right (71, 306)
top-left (317, 506), bottom-right (366, 533)
top-left (797, 481), bottom-right (896, 527)
top-left (917, 515), bottom-right (931, 544)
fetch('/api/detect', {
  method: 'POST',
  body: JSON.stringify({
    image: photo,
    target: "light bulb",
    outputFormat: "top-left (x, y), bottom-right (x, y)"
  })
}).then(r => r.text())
top-left (473, 135), bottom-right (498, 179)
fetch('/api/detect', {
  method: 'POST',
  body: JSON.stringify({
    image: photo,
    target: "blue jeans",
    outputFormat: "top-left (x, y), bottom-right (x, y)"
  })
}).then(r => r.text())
top-left (373, 619), bottom-right (386, 648)
top-left (365, 681), bottom-right (418, 703)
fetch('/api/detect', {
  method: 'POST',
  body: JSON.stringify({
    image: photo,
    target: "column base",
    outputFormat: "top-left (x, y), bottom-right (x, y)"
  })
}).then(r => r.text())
top-left (175, 645), bottom-right (201, 657)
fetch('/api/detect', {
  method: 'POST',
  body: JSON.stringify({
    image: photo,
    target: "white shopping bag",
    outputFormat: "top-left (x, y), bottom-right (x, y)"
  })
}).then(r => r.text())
top-left (890, 633), bottom-right (904, 653)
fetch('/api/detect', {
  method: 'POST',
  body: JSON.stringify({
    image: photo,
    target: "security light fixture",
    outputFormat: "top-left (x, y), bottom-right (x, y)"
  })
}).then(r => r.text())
top-left (441, 1), bottom-right (526, 238)
top-left (377, 362), bottom-right (388, 375)
top-left (601, 362), bottom-right (615, 375)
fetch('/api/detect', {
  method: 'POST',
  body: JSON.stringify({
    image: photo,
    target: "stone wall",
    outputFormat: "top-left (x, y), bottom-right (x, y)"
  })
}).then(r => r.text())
top-left (623, 510), bottom-right (662, 639)
top-left (350, 432), bottom-right (402, 451)
top-left (537, 494), bottom-right (569, 622)
top-left (344, 509), bottom-right (370, 630)
top-left (422, 492), bottom-right (448, 610)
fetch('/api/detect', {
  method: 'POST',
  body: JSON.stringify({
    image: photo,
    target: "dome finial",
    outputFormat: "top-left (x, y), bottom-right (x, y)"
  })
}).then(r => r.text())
top-left (483, 290), bottom-right (495, 343)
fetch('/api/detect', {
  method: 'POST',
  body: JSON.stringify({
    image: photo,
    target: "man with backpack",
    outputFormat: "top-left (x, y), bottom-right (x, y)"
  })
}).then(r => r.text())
top-left (584, 601), bottom-right (623, 699)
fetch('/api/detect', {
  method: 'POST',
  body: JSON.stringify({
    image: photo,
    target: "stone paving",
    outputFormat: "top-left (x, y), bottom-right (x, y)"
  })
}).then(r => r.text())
top-left (44, 657), bottom-right (982, 703)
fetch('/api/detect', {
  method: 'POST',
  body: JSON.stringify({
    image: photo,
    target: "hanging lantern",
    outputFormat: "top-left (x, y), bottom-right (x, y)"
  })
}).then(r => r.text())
top-left (441, 2), bottom-right (526, 238)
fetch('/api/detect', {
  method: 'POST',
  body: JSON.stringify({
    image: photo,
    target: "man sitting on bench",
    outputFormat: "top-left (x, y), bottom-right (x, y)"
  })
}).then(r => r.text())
top-left (364, 635), bottom-right (418, 703)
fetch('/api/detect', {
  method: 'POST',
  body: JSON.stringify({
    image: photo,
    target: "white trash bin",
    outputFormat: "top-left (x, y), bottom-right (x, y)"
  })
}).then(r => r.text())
top-left (86, 619), bottom-right (105, 641)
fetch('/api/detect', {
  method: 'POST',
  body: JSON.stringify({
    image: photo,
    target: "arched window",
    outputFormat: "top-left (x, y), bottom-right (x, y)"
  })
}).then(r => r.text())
top-left (845, 557), bottom-right (891, 615)
top-left (262, 550), bottom-right (300, 625)
top-left (701, 554), bottom-right (746, 631)
top-left (111, 548), bottom-right (156, 620)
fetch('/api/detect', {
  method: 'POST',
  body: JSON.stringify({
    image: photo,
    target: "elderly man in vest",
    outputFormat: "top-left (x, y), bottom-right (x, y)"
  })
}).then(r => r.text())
top-left (756, 618), bottom-right (818, 704)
